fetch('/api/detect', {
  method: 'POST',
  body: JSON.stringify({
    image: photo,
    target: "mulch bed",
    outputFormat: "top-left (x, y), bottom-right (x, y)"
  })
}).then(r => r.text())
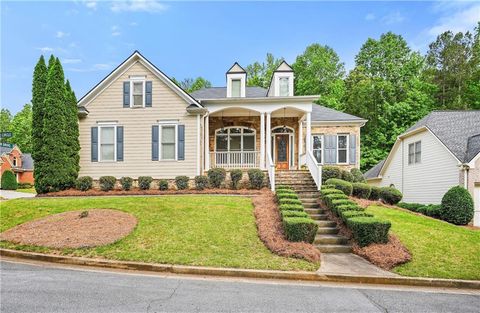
top-left (37, 188), bottom-right (265, 197)
top-left (0, 209), bottom-right (137, 249)
top-left (252, 191), bottom-right (320, 263)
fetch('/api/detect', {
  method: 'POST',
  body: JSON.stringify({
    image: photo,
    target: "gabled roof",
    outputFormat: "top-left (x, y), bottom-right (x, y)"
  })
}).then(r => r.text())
top-left (274, 61), bottom-right (293, 72)
top-left (226, 62), bottom-right (246, 74)
top-left (364, 159), bottom-right (385, 180)
top-left (21, 153), bottom-right (34, 170)
top-left (311, 104), bottom-right (366, 123)
top-left (191, 86), bottom-right (267, 99)
top-left (0, 146), bottom-right (13, 155)
top-left (77, 50), bottom-right (201, 108)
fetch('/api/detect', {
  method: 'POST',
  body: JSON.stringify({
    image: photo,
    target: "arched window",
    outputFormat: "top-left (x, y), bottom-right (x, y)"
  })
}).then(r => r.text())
top-left (272, 126), bottom-right (293, 133)
top-left (215, 127), bottom-right (256, 152)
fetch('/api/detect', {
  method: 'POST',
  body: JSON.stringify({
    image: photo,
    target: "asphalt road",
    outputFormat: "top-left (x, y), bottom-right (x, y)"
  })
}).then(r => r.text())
top-left (1, 261), bottom-right (479, 313)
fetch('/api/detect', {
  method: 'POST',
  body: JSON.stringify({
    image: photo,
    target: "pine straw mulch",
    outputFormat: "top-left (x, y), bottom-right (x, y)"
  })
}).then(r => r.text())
top-left (0, 209), bottom-right (137, 249)
top-left (320, 200), bottom-right (411, 270)
top-left (37, 188), bottom-right (264, 197)
top-left (252, 191), bottom-right (320, 263)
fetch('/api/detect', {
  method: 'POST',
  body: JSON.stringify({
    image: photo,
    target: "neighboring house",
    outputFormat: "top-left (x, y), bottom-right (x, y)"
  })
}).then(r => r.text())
top-left (364, 111), bottom-right (480, 226)
top-left (76, 51), bottom-right (366, 189)
top-left (0, 145), bottom-right (34, 185)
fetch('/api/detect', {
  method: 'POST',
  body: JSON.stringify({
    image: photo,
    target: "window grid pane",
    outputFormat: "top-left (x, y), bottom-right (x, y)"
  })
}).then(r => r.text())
top-left (279, 77), bottom-right (289, 96)
top-left (162, 126), bottom-right (175, 143)
top-left (232, 80), bottom-right (241, 97)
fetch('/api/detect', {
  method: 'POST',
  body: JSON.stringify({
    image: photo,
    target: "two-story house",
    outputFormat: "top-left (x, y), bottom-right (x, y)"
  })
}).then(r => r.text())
top-left (0, 145), bottom-right (34, 185)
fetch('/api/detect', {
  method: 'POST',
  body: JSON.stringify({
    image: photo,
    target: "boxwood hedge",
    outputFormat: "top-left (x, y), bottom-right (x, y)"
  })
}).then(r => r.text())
top-left (325, 178), bottom-right (353, 195)
top-left (282, 217), bottom-right (318, 243)
top-left (281, 210), bottom-right (309, 219)
top-left (346, 217), bottom-right (391, 247)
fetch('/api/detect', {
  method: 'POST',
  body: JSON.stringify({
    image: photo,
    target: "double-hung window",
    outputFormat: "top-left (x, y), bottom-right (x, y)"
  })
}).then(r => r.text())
top-left (337, 134), bottom-right (348, 164)
top-left (279, 77), bottom-right (289, 96)
top-left (160, 125), bottom-right (177, 160)
top-left (130, 76), bottom-right (145, 107)
top-left (99, 126), bottom-right (116, 162)
top-left (408, 141), bottom-right (421, 165)
top-left (231, 79), bottom-right (241, 97)
top-left (312, 134), bottom-right (323, 163)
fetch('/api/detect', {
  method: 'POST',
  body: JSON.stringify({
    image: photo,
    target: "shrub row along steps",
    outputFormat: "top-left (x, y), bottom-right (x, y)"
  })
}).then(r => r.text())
top-left (275, 170), bottom-right (352, 253)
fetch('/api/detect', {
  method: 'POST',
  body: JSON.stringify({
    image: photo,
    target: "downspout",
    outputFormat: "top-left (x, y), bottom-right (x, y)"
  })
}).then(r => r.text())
top-left (461, 164), bottom-right (469, 189)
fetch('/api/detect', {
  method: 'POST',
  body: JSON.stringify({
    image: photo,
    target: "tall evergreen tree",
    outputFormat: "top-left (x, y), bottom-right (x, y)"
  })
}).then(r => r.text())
top-left (31, 55), bottom-right (48, 192)
top-left (65, 80), bottom-right (80, 181)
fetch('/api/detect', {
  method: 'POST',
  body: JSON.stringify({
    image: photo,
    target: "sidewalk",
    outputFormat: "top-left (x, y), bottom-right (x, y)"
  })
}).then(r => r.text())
top-left (0, 190), bottom-right (36, 199)
top-left (318, 253), bottom-right (398, 277)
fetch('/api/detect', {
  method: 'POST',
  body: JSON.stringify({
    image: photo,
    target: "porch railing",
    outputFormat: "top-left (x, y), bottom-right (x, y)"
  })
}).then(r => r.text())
top-left (267, 151), bottom-right (275, 191)
top-left (210, 151), bottom-right (259, 169)
top-left (306, 150), bottom-right (322, 190)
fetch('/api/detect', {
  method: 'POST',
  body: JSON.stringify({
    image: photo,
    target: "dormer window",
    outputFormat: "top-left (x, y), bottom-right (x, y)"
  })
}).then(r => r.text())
top-left (279, 77), bottom-right (289, 96)
top-left (231, 79), bottom-right (241, 97)
top-left (268, 61), bottom-right (294, 97)
top-left (226, 62), bottom-right (246, 98)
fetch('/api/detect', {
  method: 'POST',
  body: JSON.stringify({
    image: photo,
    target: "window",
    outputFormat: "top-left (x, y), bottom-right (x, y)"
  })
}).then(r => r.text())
top-left (337, 134), bottom-right (348, 164)
top-left (312, 135), bottom-right (323, 163)
top-left (161, 125), bottom-right (176, 160)
top-left (132, 81), bottom-right (144, 107)
top-left (231, 79), bottom-right (241, 97)
top-left (215, 127), bottom-right (256, 153)
top-left (12, 157), bottom-right (17, 167)
top-left (279, 77), bottom-right (289, 96)
top-left (408, 141), bottom-right (421, 165)
top-left (99, 126), bottom-right (115, 162)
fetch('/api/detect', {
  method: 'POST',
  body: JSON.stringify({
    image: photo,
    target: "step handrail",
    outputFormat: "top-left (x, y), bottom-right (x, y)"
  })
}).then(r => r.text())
top-left (306, 150), bottom-right (322, 190)
top-left (267, 151), bottom-right (275, 191)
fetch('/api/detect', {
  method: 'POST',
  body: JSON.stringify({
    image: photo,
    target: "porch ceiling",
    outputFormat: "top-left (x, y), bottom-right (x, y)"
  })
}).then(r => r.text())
top-left (210, 107), bottom-right (304, 118)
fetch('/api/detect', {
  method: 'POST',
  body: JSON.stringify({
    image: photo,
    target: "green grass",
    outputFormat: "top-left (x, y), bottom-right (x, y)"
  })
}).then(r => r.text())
top-left (367, 205), bottom-right (480, 280)
top-left (0, 196), bottom-right (317, 271)
top-left (16, 188), bottom-right (36, 194)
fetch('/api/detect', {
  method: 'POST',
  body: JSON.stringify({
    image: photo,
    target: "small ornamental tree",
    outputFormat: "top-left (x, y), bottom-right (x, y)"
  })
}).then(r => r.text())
top-left (65, 80), bottom-right (80, 185)
top-left (1, 170), bottom-right (18, 190)
top-left (440, 186), bottom-right (474, 225)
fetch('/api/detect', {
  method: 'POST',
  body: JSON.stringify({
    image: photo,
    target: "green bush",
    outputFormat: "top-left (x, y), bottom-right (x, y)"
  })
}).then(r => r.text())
top-left (341, 170), bottom-right (354, 182)
top-left (138, 176), bottom-right (153, 190)
top-left (440, 186), bottom-right (474, 225)
top-left (279, 198), bottom-right (302, 206)
top-left (352, 183), bottom-right (371, 199)
top-left (175, 176), bottom-right (190, 190)
top-left (194, 175), bottom-right (208, 190)
top-left (207, 168), bottom-right (226, 188)
top-left (283, 217), bottom-right (318, 243)
top-left (321, 184), bottom-right (335, 189)
top-left (322, 166), bottom-right (341, 183)
top-left (279, 204), bottom-right (304, 212)
top-left (379, 187), bottom-right (403, 205)
top-left (276, 185), bottom-right (293, 190)
top-left (1, 170), bottom-right (17, 190)
top-left (248, 169), bottom-right (265, 189)
top-left (158, 179), bottom-right (169, 191)
top-left (99, 176), bottom-right (116, 191)
top-left (423, 204), bottom-right (442, 218)
top-left (322, 193), bottom-right (348, 208)
top-left (335, 203), bottom-right (363, 215)
top-left (325, 178), bottom-right (353, 195)
top-left (330, 199), bottom-right (354, 212)
top-left (75, 176), bottom-right (92, 191)
top-left (276, 189), bottom-right (296, 196)
top-left (276, 192), bottom-right (298, 200)
top-left (319, 188), bottom-right (343, 197)
top-left (346, 217), bottom-right (391, 247)
top-left (369, 186), bottom-right (381, 200)
top-left (281, 210), bottom-right (309, 219)
top-left (350, 168), bottom-right (366, 183)
top-left (229, 169), bottom-right (243, 189)
top-left (120, 177), bottom-right (133, 191)
top-left (340, 210), bottom-right (373, 223)
top-left (18, 183), bottom-right (32, 189)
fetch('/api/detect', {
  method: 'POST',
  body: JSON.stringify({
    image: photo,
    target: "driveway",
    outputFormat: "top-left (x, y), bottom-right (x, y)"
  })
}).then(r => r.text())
top-left (1, 260), bottom-right (479, 313)
top-left (0, 190), bottom-right (36, 199)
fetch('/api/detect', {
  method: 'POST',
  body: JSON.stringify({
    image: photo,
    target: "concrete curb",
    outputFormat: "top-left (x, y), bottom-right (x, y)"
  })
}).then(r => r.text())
top-left (1, 248), bottom-right (479, 290)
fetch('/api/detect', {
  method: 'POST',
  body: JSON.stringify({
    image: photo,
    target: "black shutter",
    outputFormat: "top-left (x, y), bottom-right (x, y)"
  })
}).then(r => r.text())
top-left (145, 81), bottom-right (152, 107)
top-left (117, 126), bottom-right (124, 161)
top-left (91, 127), bottom-right (98, 162)
top-left (123, 82), bottom-right (130, 107)
top-left (152, 125), bottom-right (159, 161)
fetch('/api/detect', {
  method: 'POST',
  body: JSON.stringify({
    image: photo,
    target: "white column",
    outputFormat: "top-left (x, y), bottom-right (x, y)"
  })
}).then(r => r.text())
top-left (204, 115), bottom-right (210, 171)
top-left (306, 112), bottom-right (311, 155)
top-left (260, 113), bottom-right (265, 169)
top-left (298, 120), bottom-right (303, 166)
top-left (266, 113), bottom-right (271, 163)
top-left (196, 114), bottom-right (201, 175)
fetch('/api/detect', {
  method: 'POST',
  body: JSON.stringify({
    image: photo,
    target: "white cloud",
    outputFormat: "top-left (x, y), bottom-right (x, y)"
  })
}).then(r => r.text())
top-left (381, 12), bottom-right (405, 25)
top-left (67, 63), bottom-right (112, 72)
top-left (56, 31), bottom-right (70, 38)
top-left (37, 47), bottom-right (54, 53)
top-left (365, 13), bottom-right (375, 21)
top-left (62, 58), bottom-right (82, 64)
top-left (83, 1), bottom-right (97, 10)
top-left (111, 25), bottom-right (121, 36)
top-left (427, 3), bottom-right (480, 36)
top-left (129, 21), bottom-right (138, 26)
top-left (111, 0), bottom-right (167, 13)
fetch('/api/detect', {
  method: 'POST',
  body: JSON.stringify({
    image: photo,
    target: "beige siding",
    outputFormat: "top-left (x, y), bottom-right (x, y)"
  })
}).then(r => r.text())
top-left (79, 61), bottom-right (199, 179)
top-left (376, 130), bottom-right (460, 204)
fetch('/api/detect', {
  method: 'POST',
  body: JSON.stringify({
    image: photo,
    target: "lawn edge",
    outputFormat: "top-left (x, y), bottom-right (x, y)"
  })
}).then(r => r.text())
top-left (1, 248), bottom-right (479, 290)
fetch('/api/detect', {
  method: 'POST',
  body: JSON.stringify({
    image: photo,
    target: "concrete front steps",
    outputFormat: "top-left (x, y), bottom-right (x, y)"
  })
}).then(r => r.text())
top-left (276, 170), bottom-right (351, 253)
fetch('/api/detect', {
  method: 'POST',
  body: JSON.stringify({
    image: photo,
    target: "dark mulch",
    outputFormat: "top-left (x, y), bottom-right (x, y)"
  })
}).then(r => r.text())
top-left (38, 188), bottom-right (265, 197)
top-left (252, 191), bottom-right (320, 263)
top-left (0, 209), bottom-right (137, 249)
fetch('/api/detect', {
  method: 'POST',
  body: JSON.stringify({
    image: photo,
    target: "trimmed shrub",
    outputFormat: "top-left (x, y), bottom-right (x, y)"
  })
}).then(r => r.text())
top-left (75, 176), bottom-right (92, 191)
top-left (158, 179), bottom-right (169, 191)
top-left (283, 217), bottom-right (318, 243)
top-left (335, 203), bottom-right (363, 215)
top-left (99, 176), bottom-right (116, 191)
top-left (138, 176), bottom-right (153, 190)
top-left (341, 170), bottom-right (354, 182)
top-left (120, 177), bottom-right (133, 191)
top-left (279, 204), bottom-right (304, 212)
top-left (340, 210), bottom-right (373, 223)
top-left (276, 189), bottom-right (296, 195)
top-left (379, 187), bottom-right (403, 205)
top-left (346, 217), bottom-right (391, 247)
top-left (350, 168), bottom-right (366, 183)
top-left (1, 170), bottom-right (17, 190)
top-left (322, 193), bottom-right (348, 207)
top-left (321, 184), bottom-right (335, 189)
top-left (325, 178), bottom-right (353, 195)
top-left (281, 210), bottom-right (309, 219)
top-left (207, 168), bottom-right (226, 188)
top-left (279, 198), bottom-right (303, 206)
top-left (229, 169), bottom-right (243, 189)
top-left (369, 186), bottom-right (381, 200)
top-left (194, 175), bottom-right (208, 190)
top-left (18, 183), bottom-right (32, 189)
top-left (330, 199), bottom-right (354, 212)
top-left (352, 183), bottom-right (372, 199)
top-left (175, 176), bottom-right (190, 190)
top-left (248, 169), bottom-right (265, 189)
top-left (440, 186), bottom-right (474, 225)
top-left (423, 204), bottom-right (442, 218)
top-left (276, 192), bottom-right (298, 200)
top-left (319, 188), bottom-right (343, 197)
top-left (322, 166), bottom-right (341, 183)
top-left (276, 185), bottom-right (293, 190)
top-left (398, 202), bottom-right (423, 210)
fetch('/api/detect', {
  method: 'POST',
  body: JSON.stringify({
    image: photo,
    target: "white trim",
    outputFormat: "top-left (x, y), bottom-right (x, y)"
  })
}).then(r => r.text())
top-left (336, 134), bottom-right (349, 164)
top-left (305, 112), bottom-right (311, 157)
top-left (159, 123), bottom-right (178, 161)
top-left (271, 126), bottom-right (295, 169)
top-left (298, 120), bottom-right (303, 166)
top-left (98, 124), bottom-right (117, 163)
top-left (467, 151), bottom-right (480, 168)
top-left (196, 114), bottom-right (201, 175)
top-left (260, 113), bottom-right (265, 169)
top-left (226, 73), bottom-right (246, 98)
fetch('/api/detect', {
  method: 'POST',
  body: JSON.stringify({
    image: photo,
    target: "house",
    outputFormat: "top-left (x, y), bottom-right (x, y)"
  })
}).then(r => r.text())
top-left (364, 111), bottom-right (480, 226)
top-left (76, 51), bottom-right (366, 189)
top-left (0, 145), bottom-right (34, 185)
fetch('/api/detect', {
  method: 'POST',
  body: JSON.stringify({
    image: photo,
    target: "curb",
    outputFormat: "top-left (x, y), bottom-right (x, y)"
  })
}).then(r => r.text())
top-left (1, 248), bottom-right (479, 290)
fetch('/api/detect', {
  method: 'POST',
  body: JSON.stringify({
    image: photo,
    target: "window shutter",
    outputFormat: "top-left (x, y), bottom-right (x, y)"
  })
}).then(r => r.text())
top-left (152, 125), bottom-right (159, 161)
top-left (349, 134), bottom-right (356, 165)
top-left (178, 125), bottom-right (185, 161)
top-left (324, 135), bottom-right (337, 164)
top-left (123, 82), bottom-right (130, 107)
top-left (91, 127), bottom-right (98, 162)
top-left (145, 81), bottom-right (152, 107)
top-left (117, 126), bottom-right (124, 161)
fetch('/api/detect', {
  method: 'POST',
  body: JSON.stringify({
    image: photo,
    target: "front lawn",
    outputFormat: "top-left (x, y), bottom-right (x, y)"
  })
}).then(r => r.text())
top-left (367, 205), bottom-right (480, 280)
top-left (0, 196), bottom-right (317, 271)
top-left (16, 188), bottom-right (36, 194)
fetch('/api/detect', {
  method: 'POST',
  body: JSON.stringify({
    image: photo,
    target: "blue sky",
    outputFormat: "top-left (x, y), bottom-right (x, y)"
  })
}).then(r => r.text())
top-left (1, 1), bottom-right (479, 113)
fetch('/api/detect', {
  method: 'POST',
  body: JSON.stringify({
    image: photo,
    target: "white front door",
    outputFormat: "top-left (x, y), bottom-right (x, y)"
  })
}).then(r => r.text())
top-left (474, 185), bottom-right (480, 227)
